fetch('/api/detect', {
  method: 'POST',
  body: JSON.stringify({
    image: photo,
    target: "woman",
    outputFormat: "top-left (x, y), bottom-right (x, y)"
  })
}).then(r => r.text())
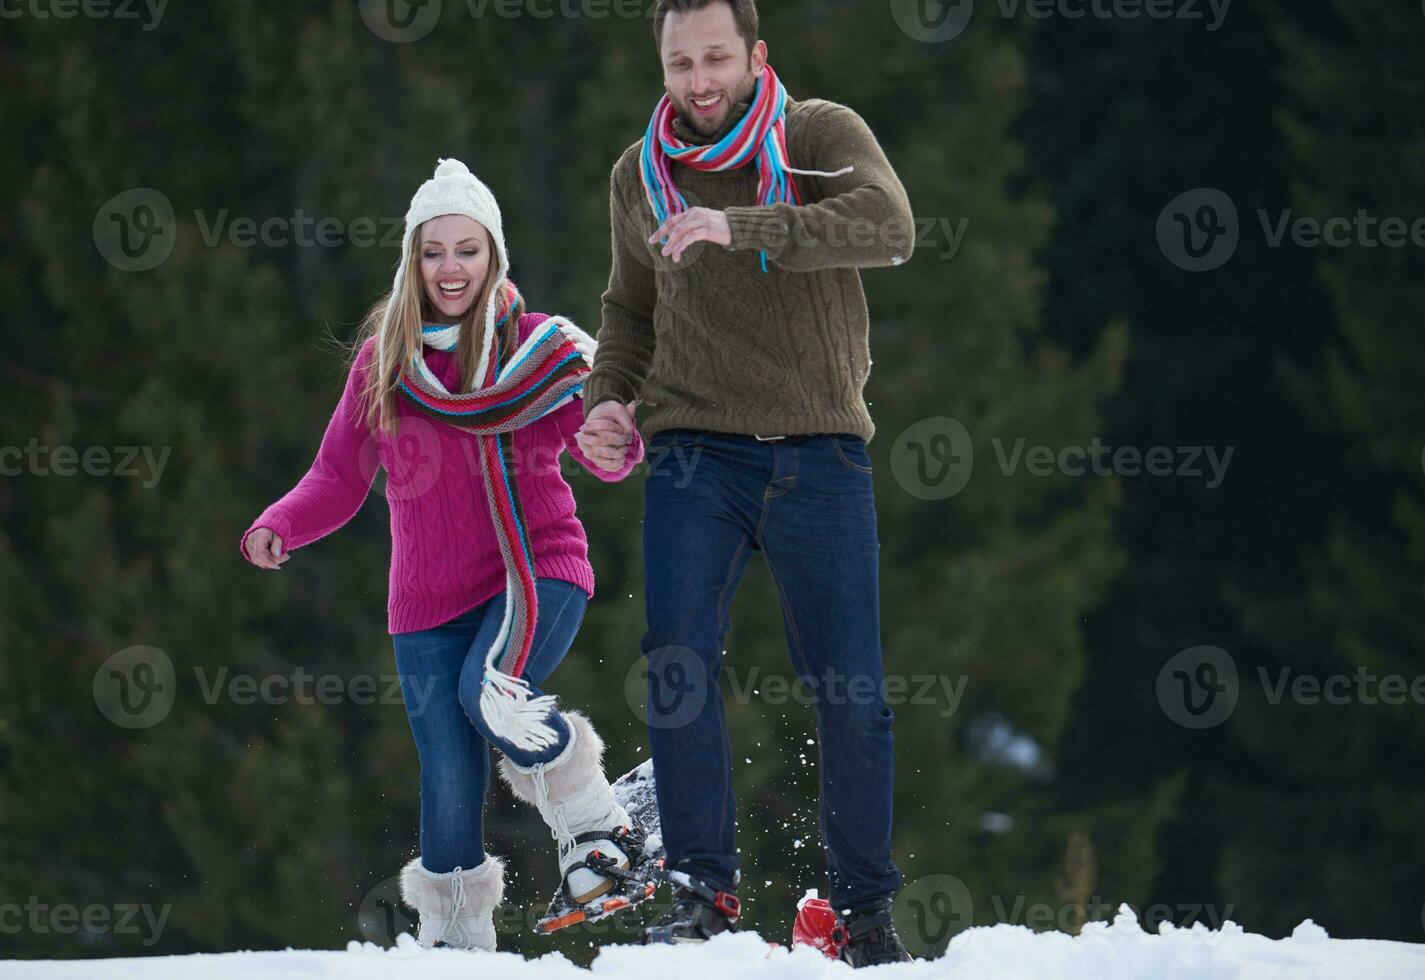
top-left (240, 159), bottom-right (644, 952)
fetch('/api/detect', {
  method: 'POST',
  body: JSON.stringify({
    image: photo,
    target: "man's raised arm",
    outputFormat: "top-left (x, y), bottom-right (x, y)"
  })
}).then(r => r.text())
top-left (724, 102), bottom-right (915, 272)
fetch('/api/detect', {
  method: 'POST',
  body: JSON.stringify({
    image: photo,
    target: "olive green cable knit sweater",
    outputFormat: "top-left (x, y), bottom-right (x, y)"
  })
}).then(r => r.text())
top-left (583, 95), bottom-right (914, 443)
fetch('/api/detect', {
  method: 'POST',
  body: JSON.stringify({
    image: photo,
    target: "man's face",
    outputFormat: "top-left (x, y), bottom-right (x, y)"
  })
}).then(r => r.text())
top-left (659, 3), bottom-right (767, 136)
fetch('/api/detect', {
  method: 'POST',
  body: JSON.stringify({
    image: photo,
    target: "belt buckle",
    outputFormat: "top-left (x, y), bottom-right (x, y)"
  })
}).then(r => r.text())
top-left (754, 434), bottom-right (786, 442)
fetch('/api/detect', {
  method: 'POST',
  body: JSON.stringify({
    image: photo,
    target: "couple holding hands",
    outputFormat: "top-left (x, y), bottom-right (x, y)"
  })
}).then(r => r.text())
top-left (241, 0), bottom-right (914, 966)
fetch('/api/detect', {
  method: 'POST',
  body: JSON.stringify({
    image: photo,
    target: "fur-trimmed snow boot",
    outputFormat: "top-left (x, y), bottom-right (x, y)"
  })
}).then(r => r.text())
top-left (399, 854), bottom-right (505, 951)
top-left (497, 710), bottom-right (637, 904)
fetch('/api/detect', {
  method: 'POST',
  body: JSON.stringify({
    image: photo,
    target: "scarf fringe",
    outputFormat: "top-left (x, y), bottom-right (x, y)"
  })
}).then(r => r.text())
top-left (786, 164), bottom-right (855, 178)
top-left (481, 667), bottom-right (562, 752)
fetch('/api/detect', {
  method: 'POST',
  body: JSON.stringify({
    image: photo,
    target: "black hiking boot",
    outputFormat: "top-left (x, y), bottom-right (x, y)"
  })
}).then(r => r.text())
top-left (642, 870), bottom-right (740, 944)
top-left (835, 898), bottom-right (914, 967)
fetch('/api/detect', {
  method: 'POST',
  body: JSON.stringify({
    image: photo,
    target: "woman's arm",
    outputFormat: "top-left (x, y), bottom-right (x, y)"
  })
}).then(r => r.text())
top-left (519, 311), bottom-right (644, 482)
top-left (554, 394), bottom-right (644, 483)
top-left (240, 339), bottom-right (380, 565)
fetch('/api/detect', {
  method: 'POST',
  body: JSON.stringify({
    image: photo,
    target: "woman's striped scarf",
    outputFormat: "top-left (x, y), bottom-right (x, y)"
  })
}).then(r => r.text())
top-left (640, 63), bottom-right (851, 272)
top-left (395, 280), bottom-right (596, 751)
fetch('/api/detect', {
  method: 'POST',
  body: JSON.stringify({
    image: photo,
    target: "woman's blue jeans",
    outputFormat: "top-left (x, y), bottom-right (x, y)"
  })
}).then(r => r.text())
top-left (391, 577), bottom-right (588, 874)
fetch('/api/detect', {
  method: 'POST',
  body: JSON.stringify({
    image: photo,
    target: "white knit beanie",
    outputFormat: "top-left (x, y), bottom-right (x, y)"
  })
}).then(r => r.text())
top-left (384, 158), bottom-right (510, 388)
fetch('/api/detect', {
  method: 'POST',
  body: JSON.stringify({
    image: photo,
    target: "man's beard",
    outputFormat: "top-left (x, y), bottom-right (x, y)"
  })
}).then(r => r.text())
top-left (673, 69), bottom-right (758, 135)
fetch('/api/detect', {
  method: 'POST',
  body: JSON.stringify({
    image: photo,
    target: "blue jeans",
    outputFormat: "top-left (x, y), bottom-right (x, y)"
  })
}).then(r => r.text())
top-left (391, 578), bottom-right (588, 874)
top-left (641, 429), bottom-right (902, 912)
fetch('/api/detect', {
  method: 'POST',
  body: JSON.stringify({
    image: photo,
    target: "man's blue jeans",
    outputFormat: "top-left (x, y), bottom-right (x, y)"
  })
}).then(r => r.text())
top-left (391, 578), bottom-right (588, 874)
top-left (641, 429), bottom-right (902, 912)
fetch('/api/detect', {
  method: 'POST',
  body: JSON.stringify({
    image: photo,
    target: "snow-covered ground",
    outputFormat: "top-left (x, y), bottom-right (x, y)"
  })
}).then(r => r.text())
top-left (3, 906), bottom-right (1423, 980)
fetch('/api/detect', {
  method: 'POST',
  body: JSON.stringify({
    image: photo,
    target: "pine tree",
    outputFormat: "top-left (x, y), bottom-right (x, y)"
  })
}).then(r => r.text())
top-left (1217, 0), bottom-right (1425, 939)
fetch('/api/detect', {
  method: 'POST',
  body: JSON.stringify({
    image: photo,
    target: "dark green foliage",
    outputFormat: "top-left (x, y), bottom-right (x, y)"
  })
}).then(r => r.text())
top-left (0, 0), bottom-right (1418, 962)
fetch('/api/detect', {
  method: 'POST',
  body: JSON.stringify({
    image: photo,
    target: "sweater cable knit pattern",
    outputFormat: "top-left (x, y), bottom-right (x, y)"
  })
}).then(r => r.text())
top-left (241, 312), bottom-right (644, 634)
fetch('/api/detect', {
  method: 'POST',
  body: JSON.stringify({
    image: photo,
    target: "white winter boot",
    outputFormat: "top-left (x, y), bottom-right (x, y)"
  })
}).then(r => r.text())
top-left (399, 854), bottom-right (505, 951)
top-left (497, 710), bottom-right (636, 904)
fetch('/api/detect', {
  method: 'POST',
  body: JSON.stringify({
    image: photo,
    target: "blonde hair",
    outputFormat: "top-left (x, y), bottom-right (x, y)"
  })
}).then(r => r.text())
top-left (348, 221), bottom-right (520, 435)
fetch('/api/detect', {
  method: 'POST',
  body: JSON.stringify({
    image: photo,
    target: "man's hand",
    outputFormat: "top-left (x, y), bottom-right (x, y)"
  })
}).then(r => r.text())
top-left (650, 207), bottom-right (732, 263)
top-left (576, 399), bottom-right (638, 472)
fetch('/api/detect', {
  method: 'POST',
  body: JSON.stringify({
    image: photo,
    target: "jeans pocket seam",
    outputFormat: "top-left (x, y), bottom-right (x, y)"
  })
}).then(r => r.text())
top-left (832, 437), bottom-right (873, 474)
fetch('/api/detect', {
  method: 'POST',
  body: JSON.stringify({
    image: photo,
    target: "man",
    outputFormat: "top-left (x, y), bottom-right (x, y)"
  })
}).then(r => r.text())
top-left (573, 0), bottom-right (914, 966)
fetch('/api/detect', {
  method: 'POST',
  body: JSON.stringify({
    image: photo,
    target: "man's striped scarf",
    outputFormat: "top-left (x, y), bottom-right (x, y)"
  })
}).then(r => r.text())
top-left (395, 280), bottom-right (595, 750)
top-left (640, 63), bottom-right (850, 272)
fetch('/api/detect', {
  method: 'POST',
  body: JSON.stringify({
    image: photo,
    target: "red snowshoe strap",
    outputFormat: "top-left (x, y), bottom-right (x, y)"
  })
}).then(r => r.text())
top-left (657, 869), bottom-right (741, 922)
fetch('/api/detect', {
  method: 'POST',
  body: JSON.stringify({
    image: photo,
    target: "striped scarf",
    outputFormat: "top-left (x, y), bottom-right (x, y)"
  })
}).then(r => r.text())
top-left (640, 63), bottom-right (850, 272)
top-left (395, 280), bottom-right (595, 751)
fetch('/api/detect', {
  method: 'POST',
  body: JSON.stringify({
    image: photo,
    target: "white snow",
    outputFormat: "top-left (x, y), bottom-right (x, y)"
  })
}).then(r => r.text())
top-left (3, 906), bottom-right (1423, 979)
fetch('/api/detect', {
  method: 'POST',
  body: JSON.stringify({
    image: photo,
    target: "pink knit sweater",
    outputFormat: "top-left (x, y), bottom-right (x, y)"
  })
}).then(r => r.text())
top-left (240, 312), bottom-right (644, 633)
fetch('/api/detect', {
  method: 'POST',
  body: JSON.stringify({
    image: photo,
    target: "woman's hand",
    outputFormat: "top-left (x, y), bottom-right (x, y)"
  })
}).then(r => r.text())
top-left (245, 527), bottom-right (289, 569)
top-left (576, 400), bottom-right (637, 472)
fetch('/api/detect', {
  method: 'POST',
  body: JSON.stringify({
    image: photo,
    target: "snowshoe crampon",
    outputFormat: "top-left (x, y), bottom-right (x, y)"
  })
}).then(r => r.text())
top-left (534, 759), bottom-right (666, 934)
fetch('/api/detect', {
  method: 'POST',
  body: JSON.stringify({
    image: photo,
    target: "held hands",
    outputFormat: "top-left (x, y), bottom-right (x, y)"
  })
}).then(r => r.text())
top-left (245, 528), bottom-right (288, 570)
top-left (650, 207), bottom-right (732, 263)
top-left (576, 400), bottom-right (639, 472)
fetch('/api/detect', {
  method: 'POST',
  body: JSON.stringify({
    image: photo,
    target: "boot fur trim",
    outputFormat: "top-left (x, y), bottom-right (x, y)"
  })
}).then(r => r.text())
top-left (496, 709), bottom-right (602, 805)
top-left (399, 853), bottom-right (506, 918)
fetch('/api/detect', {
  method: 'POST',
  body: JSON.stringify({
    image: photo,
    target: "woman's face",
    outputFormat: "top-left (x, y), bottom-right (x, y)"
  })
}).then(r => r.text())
top-left (420, 214), bottom-right (492, 321)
